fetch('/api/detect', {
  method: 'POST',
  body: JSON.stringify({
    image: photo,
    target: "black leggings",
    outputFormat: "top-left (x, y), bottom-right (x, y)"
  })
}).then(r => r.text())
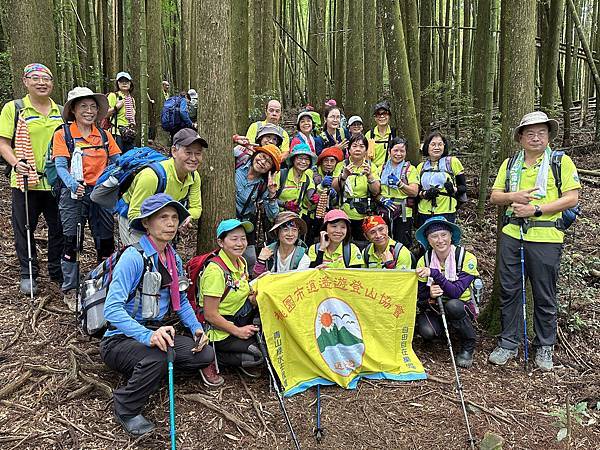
top-left (213, 335), bottom-right (264, 368)
top-left (416, 298), bottom-right (477, 352)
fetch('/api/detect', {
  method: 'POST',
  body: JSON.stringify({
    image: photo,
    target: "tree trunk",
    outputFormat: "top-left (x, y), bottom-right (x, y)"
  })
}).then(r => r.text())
top-left (195, 0), bottom-right (235, 252)
top-left (232, 0), bottom-right (249, 132)
top-left (308, 0), bottom-right (327, 105)
top-left (419, 0), bottom-right (433, 135)
top-left (146, 0), bottom-right (163, 143)
top-left (472, 0), bottom-right (491, 110)
top-left (262, 0), bottom-right (275, 93)
top-left (375, 7), bottom-right (384, 101)
top-left (540, 0), bottom-right (565, 111)
top-left (563, 0), bottom-right (575, 146)
top-left (181, 0), bottom-right (192, 90)
top-left (400, 0), bottom-right (420, 125)
top-left (103, 0), bottom-right (117, 90)
top-left (87, 0), bottom-right (101, 91)
top-left (130, 0), bottom-right (141, 140)
top-left (480, 0), bottom-right (537, 334)
top-left (139, 0), bottom-right (148, 146)
top-left (363, 0), bottom-right (378, 117)
top-left (345, 0), bottom-right (364, 120)
top-left (476, 0), bottom-right (498, 219)
top-left (69, 0), bottom-right (83, 85)
top-left (2, 0), bottom-right (57, 97)
top-left (379, 0), bottom-right (420, 163)
top-left (461, 0), bottom-right (472, 98)
top-left (252, 0), bottom-right (264, 107)
top-left (333, 0), bottom-right (346, 105)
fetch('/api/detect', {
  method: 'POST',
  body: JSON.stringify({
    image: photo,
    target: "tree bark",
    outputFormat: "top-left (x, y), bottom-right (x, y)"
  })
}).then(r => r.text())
top-left (181, 0), bottom-right (192, 90)
top-left (563, 0), bottom-right (575, 146)
top-left (363, 0), bottom-right (378, 118)
top-left (419, 0), bottom-right (433, 135)
top-left (345, 0), bottom-right (364, 120)
top-left (333, 0), bottom-right (346, 105)
top-left (2, 0), bottom-right (57, 97)
top-left (147, 0), bottom-right (163, 143)
top-left (232, 0), bottom-right (249, 132)
top-left (195, 0), bottom-right (235, 253)
top-left (87, 0), bottom-right (101, 91)
top-left (138, 0), bottom-right (148, 146)
top-left (308, 0), bottom-right (327, 105)
top-left (400, 0), bottom-right (420, 125)
top-left (461, 0), bottom-right (472, 98)
top-left (379, 0), bottom-right (420, 163)
top-left (540, 0), bottom-right (565, 111)
top-left (103, 0), bottom-right (117, 90)
top-left (472, 0), bottom-right (492, 110)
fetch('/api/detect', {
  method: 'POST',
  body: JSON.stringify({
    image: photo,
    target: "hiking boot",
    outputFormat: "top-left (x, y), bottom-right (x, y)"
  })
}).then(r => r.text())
top-left (19, 278), bottom-right (38, 296)
top-left (488, 346), bottom-right (518, 366)
top-left (535, 346), bottom-right (554, 372)
top-left (455, 349), bottom-right (474, 369)
top-left (114, 412), bottom-right (155, 436)
top-left (239, 366), bottom-right (263, 378)
top-left (200, 362), bottom-right (224, 387)
top-left (63, 290), bottom-right (77, 312)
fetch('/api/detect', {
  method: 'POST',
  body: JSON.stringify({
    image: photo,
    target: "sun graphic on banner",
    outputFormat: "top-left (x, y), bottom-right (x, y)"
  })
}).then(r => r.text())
top-left (319, 311), bottom-right (333, 328)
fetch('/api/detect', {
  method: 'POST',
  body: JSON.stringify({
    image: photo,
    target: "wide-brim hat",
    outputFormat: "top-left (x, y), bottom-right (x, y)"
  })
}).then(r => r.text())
top-left (269, 211), bottom-right (308, 236)
top-left (130, 193), bottom-right (190, 232)
top-left (317, 146), bottom-right (344, 165)
top-left (63, 86), bottom-right (109, 123)
top-left (216, 218), bottom-right (254, 239)
top-left (254, 144), bottom-right (281, 171)
top-left (255, 123), bottom-right (284, 146)
top-left (415, 216), bottom-right (462, 249)
top-left (512, 111), bottom-right (559, 143)
top-left (285, 143), bottom-right (317, 166)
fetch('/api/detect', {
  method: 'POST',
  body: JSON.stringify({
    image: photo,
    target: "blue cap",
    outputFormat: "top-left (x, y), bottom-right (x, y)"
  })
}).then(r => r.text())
top-left (129, 193), bottom-right (190, 232)
top-left (415, 216), bottom-right (462, 249)
top-left (116, 71), bottom-right (132, 81)
top-left (216, 218), bottom-right (254, 239)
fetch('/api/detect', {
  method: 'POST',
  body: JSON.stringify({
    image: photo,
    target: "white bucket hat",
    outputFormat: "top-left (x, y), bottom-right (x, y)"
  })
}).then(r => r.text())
top-left (513, 111), bottom-right (559, 143)
top-left (63, 86), bottom-right (109, 123)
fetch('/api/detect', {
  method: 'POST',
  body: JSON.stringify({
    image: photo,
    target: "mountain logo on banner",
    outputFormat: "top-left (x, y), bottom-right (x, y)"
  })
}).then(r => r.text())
top-left (315, 298), bottom-right (365, 376)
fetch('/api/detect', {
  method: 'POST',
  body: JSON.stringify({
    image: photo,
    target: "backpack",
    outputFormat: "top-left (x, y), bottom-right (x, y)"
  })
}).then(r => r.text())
top-left (78, 243), bottom-right (151, 337)
top-left (276, 167), bottom-right (311, 205)
top-left (419, 156), bottom-right (467, 205)
top-left (90, 146), bottom-right (168, 211)
top-left (267, 241), bottom-right (308, 272)
top-left (315, 241), bottom-right (352, 267)
top-left (161, 95), bottom-right (185, 133)
top-left (2, 99), bottom-right (64, 177)
top-left (363, 241), bottom-right (412, 267)
top-left (504, 150), bottom-right (581, 230)
top-left (44, 123), bottom-right (110, 189)
top-left (185, 250), bottom-right (235, 323)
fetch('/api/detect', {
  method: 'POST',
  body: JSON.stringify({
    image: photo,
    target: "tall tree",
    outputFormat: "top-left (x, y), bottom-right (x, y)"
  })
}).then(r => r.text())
top-left (103, 0), bottom-right (118, 89)
top-left (400, 0), bottom-right (420, 123)
top-left (147, 0), bottom-right (163, 143)
top-left (139, 0), bottom-right (148, 145)
top-left (333, 0), bottom-right (346, 105)
top-left (345, 0), bottom-right (364, 118)
top-left (540, 0), bottom-right (565, 111)
top-left (379, 0), bottom-right (420, 162)
top-left (87, 0), bottom-right (102, 91)
top-left (308, 0), bottom-right (327, 105)
top-left (472, 0), bottom-right (492, 110)
top-left (363, 0), bottom-right (378, 117)
top-left (563, 0), bottom-right (575, 146)
top-left (419, 0), bottom-right (433, 134)
top-left (461, 0), bottom-right (472, 98)
top-left (195, 0), bottom-right (235, 252)
top-left (2, 0), bottom-right (57, 97)
top-left (480, 0), bottom-right (537, 333)
top-left (232, 0), bottom-right (249, 132)
top-left (181, 0), bottom-right (192, 90)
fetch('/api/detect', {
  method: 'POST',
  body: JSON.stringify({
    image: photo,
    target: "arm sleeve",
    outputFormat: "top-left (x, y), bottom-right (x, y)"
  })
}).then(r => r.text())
top-left (430, 268), bottom-right (474, 299)
top-left (186, 173), bottom-right (202, 219)
top-left (0, 101), bottom-right (16, 139)
top-left (492, 159), bottom-right (509, 191)
top-left (55, 156), bottom-right (78, 192)
top-left (253, 259), bottom-right (268, 278)
top-left (127, 169), bottom-right (161, 220)
top-left (281, 130), bottom-right (290, 154)
top-left (451, 157), bottom-right (465, 176)
top-left (174, 256), bottom-right (202, 335)
top-left (106, 131), bottom-right (121, 156)
top-left (104, 249), bottom-right (154, 346)
top-left (261, 183), bottom-right (279, 220)
top-left (560, 155), bottom-right (582, 192)
top-left (298, 254), bottom-right (311, 270)
top-left (245, 122), bottom-right (259, 144)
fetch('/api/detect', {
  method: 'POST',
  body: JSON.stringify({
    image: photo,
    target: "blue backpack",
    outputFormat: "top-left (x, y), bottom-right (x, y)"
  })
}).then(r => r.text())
top-left (161, 95), bottom-right (185, 133)
top-left (91, 147), bottom-right (168, 214)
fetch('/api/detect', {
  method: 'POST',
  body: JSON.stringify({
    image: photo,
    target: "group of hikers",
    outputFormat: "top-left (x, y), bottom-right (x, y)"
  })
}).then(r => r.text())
top-left (0, 63), bottom-right (581, 436)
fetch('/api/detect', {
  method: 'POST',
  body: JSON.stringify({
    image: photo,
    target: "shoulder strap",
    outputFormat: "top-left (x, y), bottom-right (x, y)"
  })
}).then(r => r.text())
top-left (454, 246), bottom-right (466, 271)
top-left (149, 162), bottom-right (168, 194)
top-left (297, 173), bottom-right (311, 204)
top-left (276, 167), bottom-right (289, 198)
top-left (343, 242), bottom-right (351, 267)
top-left (392, 241), bottom-right (403, 260)
top-left (63, 123), bottom-right (75, 155)
top-left (240, 181), bottom-right (262, 218)
top-left (504, 154), bottom-right (520, 192)
top-left (424, 249), bottom-right (432, 267)
top-left (11, 99), bottom-right (25, 147)
top-left (209, 255), bottom-right (233, 300)
top-left (550, 150), bottom-right (564, 196)
top-left (362, 243), bottom-right (372, 265)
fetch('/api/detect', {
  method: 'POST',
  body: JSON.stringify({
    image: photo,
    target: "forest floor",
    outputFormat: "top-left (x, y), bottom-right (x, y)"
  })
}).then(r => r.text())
top-left (0, 119), bottom-right (600, 449)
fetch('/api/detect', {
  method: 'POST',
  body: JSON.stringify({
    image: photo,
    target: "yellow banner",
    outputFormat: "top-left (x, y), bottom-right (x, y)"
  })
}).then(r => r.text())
top-left (256, 268), bottom-right (426, 396)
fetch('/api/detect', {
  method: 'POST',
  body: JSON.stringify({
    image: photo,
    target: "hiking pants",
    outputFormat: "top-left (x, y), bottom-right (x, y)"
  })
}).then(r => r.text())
top-left (100, 333), bottom-right (214, 417)
top-left (118, 215), bottom-right (144, 247)
top-left (416, 298), bottom-right (477, 352)
top-left (497, 234), bottom-right (562, 350)
top-left (389, 216), bottom-right (413, 248)
top-left (213, 335), bottom-right (264, 368)
top-left (11, 187), bottom-right (63, 281)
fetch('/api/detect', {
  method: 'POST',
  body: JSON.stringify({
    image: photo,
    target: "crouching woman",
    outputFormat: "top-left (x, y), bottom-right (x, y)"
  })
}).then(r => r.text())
top-left (414, 216), bottom-right (479, 369)
top-left (101, 194), bottom-right (214, 436)
top-left (198, 219), bottom-right (264, 384)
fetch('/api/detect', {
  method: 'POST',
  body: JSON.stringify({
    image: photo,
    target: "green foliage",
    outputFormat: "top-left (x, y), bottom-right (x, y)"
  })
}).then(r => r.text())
top-left (249, 90), bottom-right (279, 123)
top-left (550, 401), bottom-right (597, 442)
top-left (0, 52), bottom-right (13, 104)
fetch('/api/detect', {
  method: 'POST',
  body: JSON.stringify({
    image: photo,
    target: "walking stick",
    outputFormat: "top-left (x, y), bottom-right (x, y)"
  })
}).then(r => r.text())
top-left (75, 195), bottom-right (83, 319)
top-left (167, 346), bottom-right (176, 450)
top-left (437, 296), bottom-right (476, 449)
top-left (252, 317), bottom-right (301, 450)
top-left (23, 174), bottom-right (34, 301)
top-left (314, 384), bottom-right (324, 443)
top-left (519, 225), bottom-right (529, 372)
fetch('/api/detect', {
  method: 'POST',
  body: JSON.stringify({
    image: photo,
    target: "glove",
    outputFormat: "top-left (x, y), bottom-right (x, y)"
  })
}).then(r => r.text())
top-left (380, 197), bottom-right (394, 208)
top-left (284, 200), bottom-right (300, 213)
top-left (443, 180), bottom-right (455, 195)
top-left (424, 187), bottom-right (440, 200)
top-left (387, 173), bottom-right (400, 187)
top-left (310, 193), bottom-right (320, 204)
top-left (321, 175), bottom-right (333, 188)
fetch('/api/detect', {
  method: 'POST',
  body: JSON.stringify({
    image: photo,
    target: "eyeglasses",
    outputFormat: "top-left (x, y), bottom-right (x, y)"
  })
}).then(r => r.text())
top-left (294, 155), bottom-right (311, 162)
top-left (375, 111), bottom-right (390, 117)
top-left (77, 104), bottom-right (99, 112)
top-left (25, 75), bottom-right (53, 83)
top-left (524, 130), bottom-right (548, 140)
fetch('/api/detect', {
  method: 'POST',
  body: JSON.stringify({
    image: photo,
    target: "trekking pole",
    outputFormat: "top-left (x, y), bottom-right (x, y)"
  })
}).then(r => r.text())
top-left (167, 346), bottom-right (176, 450)
top-left (22, 174), bottom-right (34, 301)
top-left (314, 384), bottom-right (324, 443)
top-left (436, 296), bottom-right (476, 450)
top-left (519, 225), bottom-right (529, 372)
top-left (252, 317), bottom-right (301, 450)
top-left (75, 195), bottom-right (83, 320)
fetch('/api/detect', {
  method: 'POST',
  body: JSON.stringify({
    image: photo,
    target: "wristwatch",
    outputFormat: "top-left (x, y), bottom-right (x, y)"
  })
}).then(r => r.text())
top-left (533, 205), bottom-right (543, 217)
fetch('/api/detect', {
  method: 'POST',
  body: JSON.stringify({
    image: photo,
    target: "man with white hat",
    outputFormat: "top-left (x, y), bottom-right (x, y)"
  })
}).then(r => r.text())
top-left (488, 111), bottom-right (581, 371)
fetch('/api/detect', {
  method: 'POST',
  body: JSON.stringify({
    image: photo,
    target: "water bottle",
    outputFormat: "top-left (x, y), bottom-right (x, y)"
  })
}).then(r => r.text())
top-left (472, 278), bottom-right (484, 305)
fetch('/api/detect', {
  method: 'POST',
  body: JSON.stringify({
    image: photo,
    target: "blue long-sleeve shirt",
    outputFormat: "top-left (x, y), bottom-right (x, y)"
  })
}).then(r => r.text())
top-left (103, 234), bottom-right (202, 345)
top-left (56, 154), bottom-right (119, 193)
top-left (235, 161), bottom-right (279, 221)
